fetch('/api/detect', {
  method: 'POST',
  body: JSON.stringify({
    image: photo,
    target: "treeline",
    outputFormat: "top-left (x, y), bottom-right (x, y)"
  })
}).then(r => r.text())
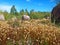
top-left (0, 5), bottom-right (50, 20)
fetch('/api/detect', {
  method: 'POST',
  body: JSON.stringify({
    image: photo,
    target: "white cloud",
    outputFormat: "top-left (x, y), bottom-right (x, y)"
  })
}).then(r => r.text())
top-left (26, 0), bottom-right (30, 2)
top-left (0, 5), bottom-right (12, 12)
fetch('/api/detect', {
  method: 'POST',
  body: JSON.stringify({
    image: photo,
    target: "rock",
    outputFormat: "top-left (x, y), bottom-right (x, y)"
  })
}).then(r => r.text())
top-left (22, 15), bottom-right (30, 20)
top-left (0, 14), bottom-right (5, 21)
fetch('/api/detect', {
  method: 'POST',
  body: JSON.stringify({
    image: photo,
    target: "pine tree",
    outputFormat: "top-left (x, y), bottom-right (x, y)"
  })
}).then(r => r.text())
top-left (25, 9), bottom-right (29, 15)
top-left (20, 9), bottom-right (24, 15)
top-left (10, 5), bottom-right (18, 15)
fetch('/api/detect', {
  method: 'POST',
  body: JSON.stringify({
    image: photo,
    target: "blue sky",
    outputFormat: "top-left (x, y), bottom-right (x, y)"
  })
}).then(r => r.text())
top-left (0, 0), bottom-right (56, 12)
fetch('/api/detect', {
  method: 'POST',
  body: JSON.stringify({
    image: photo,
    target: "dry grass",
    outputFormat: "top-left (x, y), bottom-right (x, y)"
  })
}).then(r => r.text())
top-left (0, 19), bottom-right (60, 45)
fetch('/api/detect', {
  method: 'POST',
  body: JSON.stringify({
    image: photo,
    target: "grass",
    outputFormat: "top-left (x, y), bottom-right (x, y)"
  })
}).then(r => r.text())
top-left (0, 19), bottom-right (60, 45)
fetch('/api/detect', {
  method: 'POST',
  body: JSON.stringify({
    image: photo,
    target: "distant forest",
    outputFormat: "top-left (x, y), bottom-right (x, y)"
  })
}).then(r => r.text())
top-left (0, 5), bottom-right (50, 20)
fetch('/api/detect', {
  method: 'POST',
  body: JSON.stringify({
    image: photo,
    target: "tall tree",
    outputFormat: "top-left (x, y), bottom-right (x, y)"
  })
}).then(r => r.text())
top-left (20, 9), bottom-right (24, 15)
top-left (10, 5), bottom-right (18, 15)
top-left (30, 9), bottom-right (35, 19)
top-left (25, 9), bottom-right (29, 15)
top-left (30, 9), bottom-right (34, 15)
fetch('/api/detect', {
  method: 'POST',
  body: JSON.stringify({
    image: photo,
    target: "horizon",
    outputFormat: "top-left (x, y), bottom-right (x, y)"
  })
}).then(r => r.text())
top-left (0, 0), bottom-right (56, 12)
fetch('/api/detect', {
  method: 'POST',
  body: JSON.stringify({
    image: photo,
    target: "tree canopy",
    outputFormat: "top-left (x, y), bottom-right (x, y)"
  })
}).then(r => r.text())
top-left (10, 5), bottom-right (18, 15)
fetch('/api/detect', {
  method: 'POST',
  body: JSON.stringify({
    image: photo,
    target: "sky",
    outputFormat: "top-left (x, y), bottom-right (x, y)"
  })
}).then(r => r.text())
top-left (0, 0), bottom-right (56, 12)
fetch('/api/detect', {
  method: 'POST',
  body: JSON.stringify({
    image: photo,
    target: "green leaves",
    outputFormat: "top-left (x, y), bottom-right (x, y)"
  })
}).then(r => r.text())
top-left (10, 5), bottom-right (18, 15)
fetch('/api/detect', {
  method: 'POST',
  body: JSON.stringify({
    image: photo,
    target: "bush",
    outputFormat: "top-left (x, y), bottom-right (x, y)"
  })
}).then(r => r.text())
top-left (30, 12), bottom-right (50, 19)
top-left (4, 14), bottom-right (15, 20)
